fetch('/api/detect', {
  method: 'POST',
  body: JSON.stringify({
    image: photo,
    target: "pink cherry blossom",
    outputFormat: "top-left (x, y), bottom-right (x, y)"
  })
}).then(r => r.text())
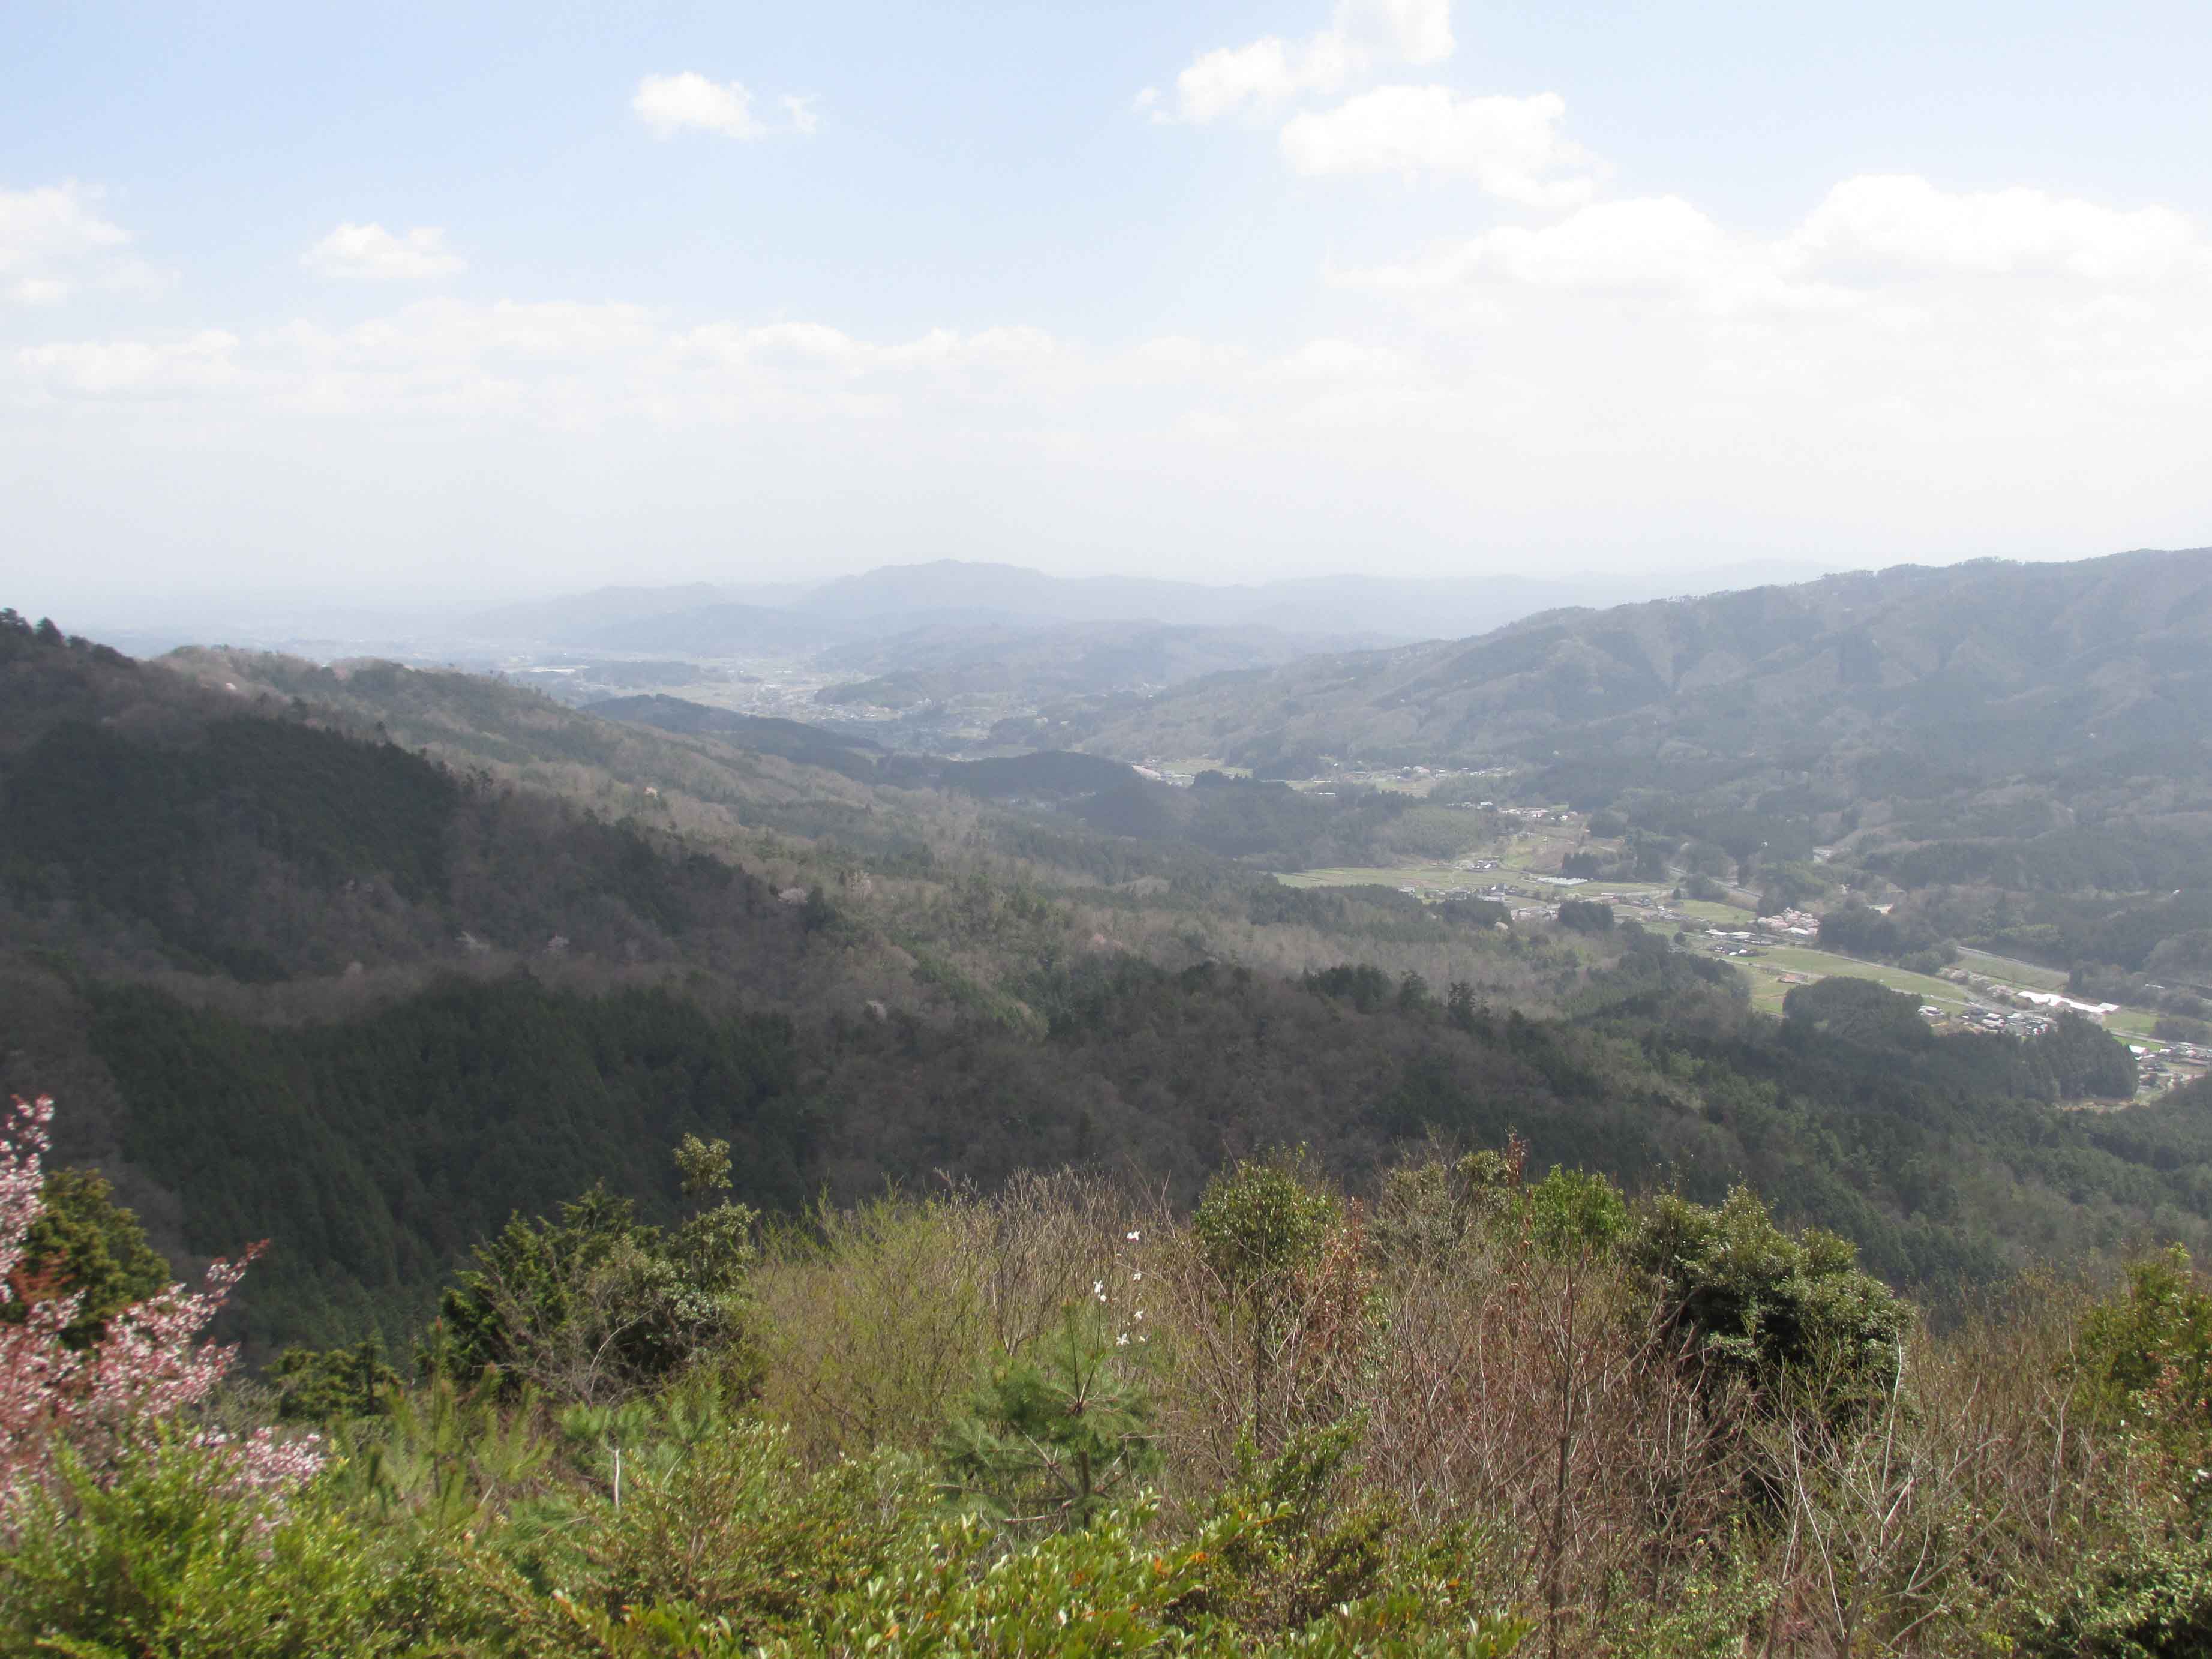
top-left (0, 1095), bottom-right (323, 1507)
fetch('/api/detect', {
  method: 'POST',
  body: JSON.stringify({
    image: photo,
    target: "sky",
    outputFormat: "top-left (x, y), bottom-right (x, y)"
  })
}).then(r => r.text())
top-left (4, 0), bottom-right (2209, 620)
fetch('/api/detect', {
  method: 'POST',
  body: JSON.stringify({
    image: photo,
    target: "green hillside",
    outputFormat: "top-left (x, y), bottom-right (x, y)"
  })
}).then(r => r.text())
top-left (1074, 548), bottom-right (2212, 782)
top-left (14, 602), bottom-right (2212, 1653)
top-left (4, 598), bottom-right (2211, 1363)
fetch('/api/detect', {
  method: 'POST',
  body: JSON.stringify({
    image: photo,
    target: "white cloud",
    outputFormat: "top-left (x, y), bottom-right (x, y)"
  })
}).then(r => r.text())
top-left (1271, 337), bottom-right (1409, 380)
top-left (1349, 178), bottom-right (2212, 319)
top-left (632, 72), bottom-right (817, 140)
top-left (1154, 0), bottom-right (1454, 124)
top-left (1785, 174), bottom-right (2205, 283)
top-left (1, 182), bottom-right (131, 305)
top-left (95, 257), bottom-right (175, 298)
top-left (1131, 335), bottom-right (1244, 375)
top-left (1326, 177), bottom-right (2212, 504)
top-left (1358, 197), bottom-right (1738, 293)
top-left (1336, 0), bottom-right (1454, 64)
top-left (19, 330), bottom-right (244, 395)
top-left (302, 223), bottom-right (465, 282)
top-left (1167, 37), bottom-right (1354, 125)
top-left (1280, 87), bottom-right (1599, 206)
top-left (634, 71), bottom-right (762, 139)
top-left (0, 182), bottom-right (127, 274)
top-left (13, 167), bottom-right (2211, 593)
top-left (11, 301), bottom-right (1082, 430)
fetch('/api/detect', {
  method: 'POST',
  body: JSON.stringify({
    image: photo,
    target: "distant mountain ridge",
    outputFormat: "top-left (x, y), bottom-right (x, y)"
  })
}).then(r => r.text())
top-left (1071, 549), bottom-right (2212, 778)
top-left (451, 557), bottom-right (1848, 652)
top-left (788, 558), bottom-right (1845, 637)
top-left (807, 617), bottom-right (1389, 708)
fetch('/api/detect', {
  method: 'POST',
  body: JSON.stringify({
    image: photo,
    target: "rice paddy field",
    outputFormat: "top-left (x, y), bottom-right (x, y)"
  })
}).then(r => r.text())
top-left (1274, 863), bottom-right (1484, 892)
top-left (1272, 863), bottom-right (2171, 1044)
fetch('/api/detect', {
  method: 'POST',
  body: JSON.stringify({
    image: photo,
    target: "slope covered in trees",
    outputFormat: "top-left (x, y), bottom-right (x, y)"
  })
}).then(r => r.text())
top-left (583, 695), bottom-right (885, 780)
top-left (13, 596), bottom-right (2212, 1646)
top-left (14, 918), bottom-right (2187, 1357)
top-left (1065, 550), bottom-right (2212, 984)
top-left (0, 602), bottom-right (2203, 1361)
top-left (1073, 548), bottom-right (2212, 786)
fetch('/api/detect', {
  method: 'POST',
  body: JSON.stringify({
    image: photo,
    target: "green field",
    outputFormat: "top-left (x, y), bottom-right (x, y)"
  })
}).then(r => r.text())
top-left (1275, 863), bottom-right (1479, 892)
top-left (1272, 866), bottom-right (2171, 1043)
top-left (1954, 947), bottom-right (2071, 991)
top-left (1673, 898), bottom-right (1760, 926)
top-left (1730, 945), bottom-right (1969, 1014)
top-left (1725, 944), bottom-right (2162, 1038)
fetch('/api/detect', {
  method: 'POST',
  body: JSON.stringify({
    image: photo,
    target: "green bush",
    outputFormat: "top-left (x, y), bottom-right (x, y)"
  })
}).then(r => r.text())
top-left (436, 1139), bottom-right (757, 1403)
top-left (748, 1194), bottom-right (994, 1465)
top-left (2075, 1246), bottom-right (2212, 1474)
top-left (1557, 899), bottom-right (1615, 934)
top-left (0, 1441), bottom-right (432, 1657)
top-left (2015, 1512), bottom-right (2212, 1659)
top-left (938, 1302), bottom-right (1160, 1532)
top-left (1193, 1153), bottom-right (1342, 1444)
top-left (272, 1339), bottom-right (401, 1423)
top-left (1631, 1187), bottom-right (1910, 1413)
top-left (523, 1408), bottom-right (928, 1649)
top-left (1526, 1166), bottom-right (1627, 1262)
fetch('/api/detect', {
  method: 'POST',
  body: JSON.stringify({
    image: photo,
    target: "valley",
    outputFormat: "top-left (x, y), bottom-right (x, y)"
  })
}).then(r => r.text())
top-left (13, 548), bottom-right (2212, 1352)
top-left (10, 553), bottom-right (2212, 1654)
top-left (13, 16), bottom-right (2206, 1645)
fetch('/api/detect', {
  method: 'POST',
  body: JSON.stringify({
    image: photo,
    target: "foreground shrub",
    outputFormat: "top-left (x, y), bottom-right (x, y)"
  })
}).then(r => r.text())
top-left (436, 1136), bottom-right (757, 1405)
top-left (0, 1438), bottom-right (425, 1657)
top-left (748, 1193), bottom-right (993, 1465)
top-left (938, 1300), bottom-right (1161, 1532)
top-left (1631, 1186), bottom-right (1910, 1417)
top-left (2075, 1244), bottom-right (2212, 1475)
top-left (499, 1403), bottom-right (933, 1651)
top-left (18, 1129), bottom-right (2212, 1654)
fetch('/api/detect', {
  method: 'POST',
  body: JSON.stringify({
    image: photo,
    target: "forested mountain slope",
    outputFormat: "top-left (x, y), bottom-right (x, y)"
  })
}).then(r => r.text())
top-left (0, 633), bottom-right (825, 991)
top-left (5, 605), bottom-right (2212, 1361)
top-left (1069, 549), bottom-right (2212, 976)
top-left (160, 647), bottom-right (887, 827)
top-left (583, 695), bottom-right (886, 781)
top-left (1077, 547), bottom-right (2212, 789)
top-left (39, 931), bottom-right (2200, 1353)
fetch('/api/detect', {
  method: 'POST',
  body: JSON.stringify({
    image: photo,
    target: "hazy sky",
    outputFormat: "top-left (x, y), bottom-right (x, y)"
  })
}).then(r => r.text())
top-left (5, 0), bottom-right (2208, 617)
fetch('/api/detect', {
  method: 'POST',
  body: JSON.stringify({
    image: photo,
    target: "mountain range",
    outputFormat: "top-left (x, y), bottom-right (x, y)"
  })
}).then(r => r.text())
top-left (452, 557), bottom-right (1847, 652)
top-left (11, 548), bottom-right (2212, 1357)
top-left (1068, 547), bottom-right (2212, 774)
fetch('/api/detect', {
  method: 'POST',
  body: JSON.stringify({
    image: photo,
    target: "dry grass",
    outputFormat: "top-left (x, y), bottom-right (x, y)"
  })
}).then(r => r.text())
top-left (745, 1170), bottom-right (2195, 1656)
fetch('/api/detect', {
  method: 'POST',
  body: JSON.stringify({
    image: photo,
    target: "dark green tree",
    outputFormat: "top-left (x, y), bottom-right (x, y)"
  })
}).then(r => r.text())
top-left (1, 1167), bottom-right (170, 1350)
top-left (434, 1137), bottom-right (756, 1403)
top-left (1782, 975), bottom-right (1936, 1052)
top-left (937, 1304), bottom-right (1159, 1532)
top-left (272, 1339), bottom-right (401, 1423)
top-left (1631, 1186), bottom-right (1910, 1418)
top-left (2036, 1012), bottom-right (2139, 1100)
